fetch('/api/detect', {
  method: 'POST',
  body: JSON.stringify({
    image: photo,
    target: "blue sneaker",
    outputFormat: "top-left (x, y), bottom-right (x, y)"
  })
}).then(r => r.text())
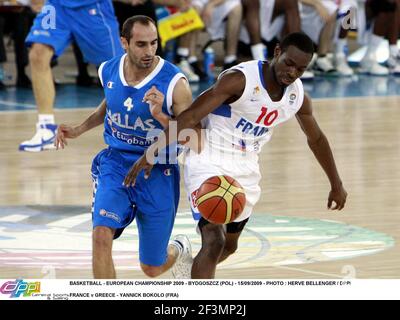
top-left (19, 123), bottom-right (58, 152)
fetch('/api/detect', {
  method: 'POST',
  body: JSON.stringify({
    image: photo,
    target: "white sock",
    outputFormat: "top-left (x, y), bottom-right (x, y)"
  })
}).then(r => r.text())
top-left (177, 47), bottom-right (189, 58)
top-left (224, 55), bottom-right (237, 64)
top-left (188, 56), bottom-right (198, 64)
top-left (335, 39), bottom-right (347, 56)
top-left (38, 114), bottom-right (55, 125)
top-left (389, 45), bottom-right (399, 59)
top-left (251, 43), bottom-right (266, 60)
top-left (169, 240), bottom-right (183, 256)
top-left (365, 34), bottom-right (384, 60)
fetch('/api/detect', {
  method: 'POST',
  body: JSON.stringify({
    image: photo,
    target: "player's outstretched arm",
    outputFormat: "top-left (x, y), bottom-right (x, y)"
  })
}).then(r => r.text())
top-left (123, 70), bottom-right (246, 187)
top-left (295, 94), bottom-right (347, 210)
top-left (55, 99), bottom-right (107, 150)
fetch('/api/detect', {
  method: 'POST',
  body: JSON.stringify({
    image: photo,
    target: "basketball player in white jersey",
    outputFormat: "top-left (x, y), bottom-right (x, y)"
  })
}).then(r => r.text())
top-left (124, 32), bottom-right (348, 279)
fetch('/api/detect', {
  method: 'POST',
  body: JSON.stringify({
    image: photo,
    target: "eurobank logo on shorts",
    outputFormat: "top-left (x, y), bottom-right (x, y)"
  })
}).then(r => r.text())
top-left (0, 279), bottom-right (41, 298)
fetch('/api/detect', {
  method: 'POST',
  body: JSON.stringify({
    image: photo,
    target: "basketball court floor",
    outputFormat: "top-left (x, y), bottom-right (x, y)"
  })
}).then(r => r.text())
top-left (0, 52), bottom-right (399, 279)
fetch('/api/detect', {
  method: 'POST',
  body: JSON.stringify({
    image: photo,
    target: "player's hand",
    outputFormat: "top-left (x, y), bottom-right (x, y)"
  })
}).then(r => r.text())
top-left (143, 86), bottom-right (165, 118)
top-left (327, 185), bottom-right (347, 211)
top-left (55, 124), bottom-right (81, 150)
top-left (123, 154), bottom-right (154, 187)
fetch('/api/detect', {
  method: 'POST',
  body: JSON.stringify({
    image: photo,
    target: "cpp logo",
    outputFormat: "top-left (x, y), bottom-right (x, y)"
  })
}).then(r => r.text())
top-left (0, 279), bottom-right (41, 298)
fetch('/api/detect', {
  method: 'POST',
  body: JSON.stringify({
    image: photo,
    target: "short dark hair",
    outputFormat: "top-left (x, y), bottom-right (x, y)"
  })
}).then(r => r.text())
top-left (280, 32), bottom-right (314, 56)
top-left (121, 15), bottom-right (157, 42)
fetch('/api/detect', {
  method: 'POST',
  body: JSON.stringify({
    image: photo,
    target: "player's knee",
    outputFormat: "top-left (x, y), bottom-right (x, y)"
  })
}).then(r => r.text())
top-left (229, 3), bottom-right (243, 18)
top-left (202, 226), bottom-right (226, 257)
top-left (140, 264), bottom-right (161, 278)
top-left (29, 44), bottom-right (53, 68)
top-left (224, 242), bottom-right (238, 256)
top-left (92, 227), bottom-right (113, 251)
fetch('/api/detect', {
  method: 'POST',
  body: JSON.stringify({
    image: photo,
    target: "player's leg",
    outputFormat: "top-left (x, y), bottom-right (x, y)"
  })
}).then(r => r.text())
top-left (300, 1), bottom-right (338, 74)
top-left (139, 238), bottom-right (182, 278)
top-left (28, 43), bottom-right (54, 115)
top-left (91, 149), bottom-right (137, 279)
top-left (360, 0), bottom-right (396, 75)
top-left (224, 1), bottom-right (242, 69)
top-left (136, 202), bottom-right (182, 278)
top-left (21, 1), bottom-right (72, 152)
top-left (273, 0), bottom-right (301, 34)
top-left (191, 218), bottom-right (248, 278)
top-left (92, 226), bottom-right (116, 278)
top-left (133, 165), bottom-right (189, 278)
top-left (219, 233), bottom-right (241, 263)
top-left (192, 220), bottom-right (226, 279)
top-left (219, 218), bottom-right (249, 262)
top-left (242, 0), bottom-right (267, 60)
top-left (242, 0), bottom-right (261, 45)
top-left (333, 0), bottom-right (358, 76)
top-left (386, 0), bottom-right (400, 74)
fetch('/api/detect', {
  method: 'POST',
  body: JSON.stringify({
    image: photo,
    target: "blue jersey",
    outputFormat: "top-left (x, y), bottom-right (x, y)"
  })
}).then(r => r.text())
top-left (98, 54), bottom-right (185, 156)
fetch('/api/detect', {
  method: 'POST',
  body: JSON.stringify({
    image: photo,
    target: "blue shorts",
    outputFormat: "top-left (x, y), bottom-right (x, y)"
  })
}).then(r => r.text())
top-left (26, 0), bottom-right (123, 65)
top-left (91, 148), bottom-right (180, 267)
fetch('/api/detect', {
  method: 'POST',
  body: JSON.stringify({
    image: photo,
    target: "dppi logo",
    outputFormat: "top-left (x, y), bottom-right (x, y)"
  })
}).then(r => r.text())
top-left (0, 279), bottom-right (40, 298)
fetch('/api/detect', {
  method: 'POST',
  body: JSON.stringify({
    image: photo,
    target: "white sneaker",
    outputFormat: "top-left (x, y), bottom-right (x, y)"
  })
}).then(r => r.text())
top-left (314, 56), bottom-right (336, 73)
top-left (19, 123), bottom-right (58, 152)
top-left (387, 56), bottom-right (400, 75)
top-left (171, 234), bottom-right (193, 279)
top-left (359, 58), bottom-right (389, 76)
top-left (300, 70), bottom-right (314, 80)
top-left (335, 54), bottom-right (354, 76)
top-left (177, 60), bottom-right (200, 82)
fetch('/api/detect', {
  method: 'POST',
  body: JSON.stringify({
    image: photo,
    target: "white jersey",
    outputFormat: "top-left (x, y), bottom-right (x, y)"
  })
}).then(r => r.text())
top-left (204, 60), bottom-right (304, 157)
top-left (184, 60), bottom-right (305, 222)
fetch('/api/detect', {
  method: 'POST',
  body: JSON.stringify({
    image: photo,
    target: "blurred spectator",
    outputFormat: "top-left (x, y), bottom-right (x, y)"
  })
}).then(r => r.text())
top-left (175, 0), bottom-right (242, 81)
top-left (300, 0), bottom-right (338, 74)
top-left (19, 0), bottom-right (124, 152)
top-left (241, 0), bottom-right (301, 60)
top-left (0, 0), bottom-right (36, 88)
top-left (359, 0), bottom-right (399, 75)
top-left (333, 0), bottom-right (357, 76)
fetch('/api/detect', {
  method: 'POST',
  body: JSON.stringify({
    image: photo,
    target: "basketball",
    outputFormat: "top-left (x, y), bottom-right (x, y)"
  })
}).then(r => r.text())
top-left (196, 175), bottom-right (246, 224)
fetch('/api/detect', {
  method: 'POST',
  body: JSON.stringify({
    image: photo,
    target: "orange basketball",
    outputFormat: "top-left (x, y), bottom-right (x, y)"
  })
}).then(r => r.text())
top-left (196, 175), bottom-right (246, 224)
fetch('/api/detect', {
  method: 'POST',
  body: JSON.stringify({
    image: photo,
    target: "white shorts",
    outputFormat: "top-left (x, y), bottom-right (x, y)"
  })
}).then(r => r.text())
top-left (300, 1), bottom-right (338, 44)
top-left (240, 0), bottom-right (285, 43)
top-left (193, 0), bottom-right (241, 40)
top-left (183, 146), bottom-right (261, 223)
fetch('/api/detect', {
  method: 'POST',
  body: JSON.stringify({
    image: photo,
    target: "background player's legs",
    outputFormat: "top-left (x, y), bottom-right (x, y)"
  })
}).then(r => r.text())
top-left (224, 3), bottom-right (242, 69)
top-left (29, 43), bottom-right (55, 115)
top-left (19, 42), bottom-right (59, 151)
top-left (274, 0), bottom-right (301, 35)
top-left (92, 226), bottom-right (116, 279)
top-left (242, 0), bottom-right (264, 60)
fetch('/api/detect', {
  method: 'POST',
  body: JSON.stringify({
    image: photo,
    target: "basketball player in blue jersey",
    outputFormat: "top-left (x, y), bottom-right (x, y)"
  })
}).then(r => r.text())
top-left (20, 0), bottom-right (124, 152)
top-left (125, 32), bottom-right (348, 279)
top-left (55, 16), bottom-right (193, 279)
